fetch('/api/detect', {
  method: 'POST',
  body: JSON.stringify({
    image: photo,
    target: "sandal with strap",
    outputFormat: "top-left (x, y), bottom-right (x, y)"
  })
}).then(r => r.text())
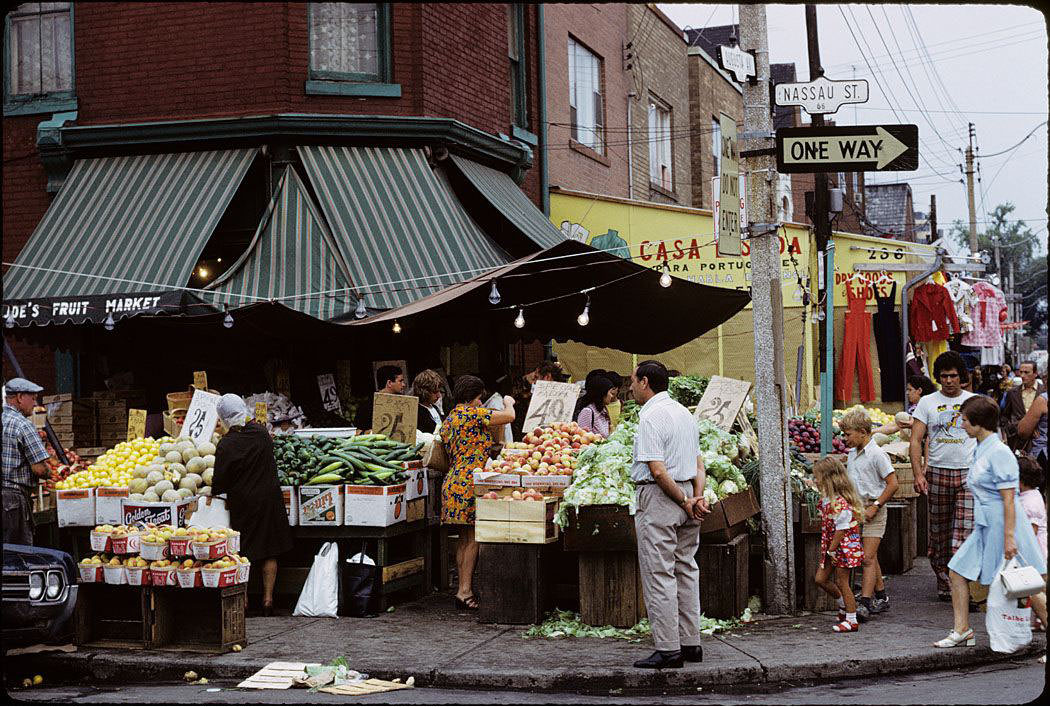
top-left (837, 608), bottom-right (847, 622)
top-left (832, 620), bottom-right (859, 633)
top-left (933, 628), bottom-right (975, 648)
top-left (454, 594), bottom-right (480, 611)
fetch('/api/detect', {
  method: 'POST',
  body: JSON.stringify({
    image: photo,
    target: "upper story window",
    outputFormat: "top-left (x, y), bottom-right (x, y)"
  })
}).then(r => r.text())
top-left (568, 37), bottom-right (604, 154)
top-left (310, 3), bottom-right (389, 82)
top-left (711, 116), bottom-right (721, 179)
top-left (648, 97), bottom-right (672, 192)
top-left (508, 4), bottom-right (528, 130)
top-left (4, 2), bottom-right (76, 116)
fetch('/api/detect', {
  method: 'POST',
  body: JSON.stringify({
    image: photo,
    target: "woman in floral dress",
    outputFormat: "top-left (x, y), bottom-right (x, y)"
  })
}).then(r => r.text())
top-left (812, 457), bottom-right (866, 632)
top-left (439, 375), bottom-right (516, 610)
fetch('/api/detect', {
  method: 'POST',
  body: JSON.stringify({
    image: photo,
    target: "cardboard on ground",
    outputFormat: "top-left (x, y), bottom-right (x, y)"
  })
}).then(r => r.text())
top-left (238, 662), bottom-right (320, 689)
top-left (372, 393), bottom-right (418, 443)
top-left (694, 376), bottom-right (752, 431)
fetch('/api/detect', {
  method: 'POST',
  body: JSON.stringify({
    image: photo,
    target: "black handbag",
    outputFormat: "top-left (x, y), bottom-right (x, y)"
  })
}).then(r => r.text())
top-left (339, 541), bottom-right (378, 617)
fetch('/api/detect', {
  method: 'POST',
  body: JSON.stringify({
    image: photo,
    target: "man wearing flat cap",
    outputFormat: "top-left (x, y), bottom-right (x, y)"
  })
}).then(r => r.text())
top-left (3, 378), bottom-right (51, 545)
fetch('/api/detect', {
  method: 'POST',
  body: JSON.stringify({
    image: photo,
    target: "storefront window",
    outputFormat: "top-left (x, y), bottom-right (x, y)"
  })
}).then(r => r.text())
top-left (4, 2), bottom-right (75, 116)
top-left (648, 98), bottom-right (672, 192)
top-left (508, 4), bottom-right (527, 130)
top-left (568, 37), bottom-right (604, 154)
top-left (309, 3), bottom-right (389, 82)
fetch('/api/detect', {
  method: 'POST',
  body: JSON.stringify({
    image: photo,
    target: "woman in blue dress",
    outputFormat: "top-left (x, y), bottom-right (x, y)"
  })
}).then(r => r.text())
top-left (935, 395), bottom-right (1047, 648)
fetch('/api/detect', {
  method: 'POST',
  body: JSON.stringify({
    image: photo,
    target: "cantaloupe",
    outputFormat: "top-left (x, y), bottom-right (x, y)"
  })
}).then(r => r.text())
top-left (129, 478), bottom-right (149, 494)
top-left (146, 470), bottom-right (164, 485)
top-left (133, 466), bottom-right (150, 479)
top-left (202, 455), bottom-right (216, 468)
top-left (154, 480), bottom-right (174, 495)
top-left (196, 441), bottom-right (216, 456)
top-left (176, 488), bottom-right (193, 500)
top-left (164, 451), bottom-right (182, 465)
top-left (186, 457), bottom-right (207, 475)
top-left (143, 490), bottom-right (160, 502)
top-left (161, 489), bottom-right (180, 503)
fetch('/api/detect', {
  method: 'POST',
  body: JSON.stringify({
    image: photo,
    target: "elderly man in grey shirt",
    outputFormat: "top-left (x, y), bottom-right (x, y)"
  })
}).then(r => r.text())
top-left (629, 360), bottom-right (709, 670)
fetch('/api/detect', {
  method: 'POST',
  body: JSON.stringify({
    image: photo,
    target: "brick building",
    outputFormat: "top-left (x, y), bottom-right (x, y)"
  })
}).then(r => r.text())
top-left (3, 2), bottom-right (555, 390)
top-left (864, 183), bottom-right (916, 241)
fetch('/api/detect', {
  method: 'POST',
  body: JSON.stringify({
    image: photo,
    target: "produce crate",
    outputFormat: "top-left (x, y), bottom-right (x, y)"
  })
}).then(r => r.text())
top-left (797, 533), bottom-right (837, 612)
top-left (149, 584), bottom-right (246, 653)
top-left (877, 498), bottom-right (917, 575)
top-left (406, 497), bottom-right (425, 523)
top-left (475, 497), bottom-right (559, 545)
top-left (700, 488), bottom-right (760, 542)
top-left (74, 584), bottom-right (151, 649)
top-left (478, 542), bottom-right (555, 625)
top-left (891, 463), bottom-right (919, 499)
top-left (578, 550), bottom-right (646, 628)
top-left (562, 504), bottom-right (636, 552)
top-left (698, 532), bottom-right (749, 619)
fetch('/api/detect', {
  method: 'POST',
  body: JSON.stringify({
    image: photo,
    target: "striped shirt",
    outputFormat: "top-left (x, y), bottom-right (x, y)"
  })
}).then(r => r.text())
top-left (631, 392), bottom-right (700, 482)
top-left (2, 403), bottom-right (49, 493)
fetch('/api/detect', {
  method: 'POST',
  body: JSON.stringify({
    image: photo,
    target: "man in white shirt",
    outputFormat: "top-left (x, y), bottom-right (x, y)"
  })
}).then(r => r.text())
top-left (629, 360), bottom-right (709, 670)
top-left (909, 351), bottom-right (977, 600)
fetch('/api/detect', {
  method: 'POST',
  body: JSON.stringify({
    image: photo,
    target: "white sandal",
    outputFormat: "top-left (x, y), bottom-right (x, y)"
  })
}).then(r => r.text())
top-left (934, 628), bottom-right (975, 648)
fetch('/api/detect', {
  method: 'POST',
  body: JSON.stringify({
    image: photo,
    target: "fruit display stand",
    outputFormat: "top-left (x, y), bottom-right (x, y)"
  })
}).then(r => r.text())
top-left (150, 585), bottom-right (247, 653)
top-left (74, 584), bottom-right (151, 649)
top-left (698, 533), bottom-right (749, 619)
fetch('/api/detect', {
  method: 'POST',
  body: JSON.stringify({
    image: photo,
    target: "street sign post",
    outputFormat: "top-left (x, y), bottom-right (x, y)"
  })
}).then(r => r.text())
top-left (716, 112), bottom-right (741, 256)
top-left (774, 75), bottom-right (869, 115)
top-left (775, 124), bottom-right (918, 173)
top-left (717, 44), bottom-right (756, 83)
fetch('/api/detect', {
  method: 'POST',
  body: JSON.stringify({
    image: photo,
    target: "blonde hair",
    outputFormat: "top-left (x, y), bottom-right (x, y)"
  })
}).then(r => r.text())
top-left (812, 457), bottom-right (865, 523)
top-left (412, 369), bottom-right (444, 402)
top-left (839, 407), bottom-right (872, 435)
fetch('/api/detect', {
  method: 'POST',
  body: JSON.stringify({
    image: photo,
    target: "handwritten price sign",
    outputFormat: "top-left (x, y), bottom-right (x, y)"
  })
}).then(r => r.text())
top-left (693, 376), bottom-right (752, 431)
top-left (317, 373), bottom-right (341, 413)
top-left (522, 381), bottom-right (579, 431)
top-left (180, 388), bottom-right (222, 443)
top-left (372, 393), bottom-right (418, 443)
top-left (126, 408), bottom-right (147, 441)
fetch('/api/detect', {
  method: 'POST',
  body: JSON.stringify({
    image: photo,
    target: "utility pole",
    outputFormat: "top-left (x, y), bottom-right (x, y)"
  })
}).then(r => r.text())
top-left (965, 123), bottom-right (978, 253)
top-left (740, 3), bottom-right (795, 616)
top-left (929, 195), bottom-right (937, 243)
top-left (805, 4), bottom-right (834, 456)
top-left (1008, 259), bottom-right (1016, 361)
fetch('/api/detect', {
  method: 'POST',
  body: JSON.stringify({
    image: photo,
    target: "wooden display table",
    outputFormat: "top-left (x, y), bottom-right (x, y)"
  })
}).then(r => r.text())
top-left (698, 533), bottom-right (749, 619)
top-left (477, 542), bottom-right (556, 625)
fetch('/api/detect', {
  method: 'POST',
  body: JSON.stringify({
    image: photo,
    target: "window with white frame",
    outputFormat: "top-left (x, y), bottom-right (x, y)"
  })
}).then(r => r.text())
top-left (568, 37), bottom-right (604, 153)
top-left (711, 116), bottom-right (721, 179)
top-left (310, 3), bottom-right (386, 81)
top-left (7, 3), bottom-right (73, 98)
top-left (648, 98), bottom-right (672, 191)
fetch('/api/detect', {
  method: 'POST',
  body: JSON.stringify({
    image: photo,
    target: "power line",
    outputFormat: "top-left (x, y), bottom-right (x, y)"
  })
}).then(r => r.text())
top-left (898, 5), bottom-right (968, 142)
top-left (978, 120), bottom-right (1049, 157)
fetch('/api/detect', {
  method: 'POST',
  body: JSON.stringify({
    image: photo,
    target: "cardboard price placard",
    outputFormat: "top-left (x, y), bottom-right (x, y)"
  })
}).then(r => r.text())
top-left (193, 370), bottom-right (208, 390)
top-left (372, 393), bottom-right (418, 443)
top-left (180, 388), bottom-right (222, 443)
top-left (522, 381), bottom-right (579, 431)
top-left (255, 402), bottom-right (268, 424)
top-left (694, 376), bottom-right (752, 431)
top-left (317, 373), bottom-right (341, 413)
top-left (126, 408), bottom-right (147, 441)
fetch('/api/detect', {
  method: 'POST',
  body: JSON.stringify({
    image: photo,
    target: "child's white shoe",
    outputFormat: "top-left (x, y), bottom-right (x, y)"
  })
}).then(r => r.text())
top-left (933, 629), bottom-right (975, 648)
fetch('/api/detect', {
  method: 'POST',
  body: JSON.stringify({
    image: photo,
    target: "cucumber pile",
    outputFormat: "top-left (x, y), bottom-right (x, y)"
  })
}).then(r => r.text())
top-left (274, 434), bottom-right (424, 487)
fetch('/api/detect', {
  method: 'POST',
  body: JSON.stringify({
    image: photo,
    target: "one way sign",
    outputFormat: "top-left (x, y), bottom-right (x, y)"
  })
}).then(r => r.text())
top-left (775, 124), bottom-right (918, 174)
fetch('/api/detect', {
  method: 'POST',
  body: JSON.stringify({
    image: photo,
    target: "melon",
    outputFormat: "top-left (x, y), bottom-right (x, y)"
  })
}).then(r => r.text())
top-left (176, 488), bottom-right (193, 500)
top-left (196, 441), bottom-right (216, 456)
top-left (161, 489), bottom-right (180, 503)
top-left (127, 493), bottom-right (146, 501)
top-left (168, 462), bottom-right (187, 477)
top-left (146, 470), bottom-right (164, 485)
top-left (129, 478), bottom-right (149, 494)
top-left (176, 436), bottom-right (191, 444)
top-left (198, 486), bottom-right (211, 496)
top-left (164, 451), bottom-right (183, 465)
top-left (143, 490), bottom-right (160, 502)
top-left (154, 480), bottom-right (174, 495)
top-left (202, 455), bottom-right (216, 468)
top-left (185, 473), bottom-right (203, 487)
top-left (202, 469), bottom-right (214, 486)
top-left (186, 457), bottom-right (207, 475)
top-left (133, 466), bottom-right (150, 479)
top-left (159, 443), bottom-right (176, 456)
top-left (179, 477), bottom-right (197, 492)
top-left (181, 447), bottom-right (200, 464)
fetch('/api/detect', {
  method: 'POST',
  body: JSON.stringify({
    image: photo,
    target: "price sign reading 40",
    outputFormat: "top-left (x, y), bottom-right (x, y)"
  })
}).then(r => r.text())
top-left (522, 381), bottom-right (579, 431)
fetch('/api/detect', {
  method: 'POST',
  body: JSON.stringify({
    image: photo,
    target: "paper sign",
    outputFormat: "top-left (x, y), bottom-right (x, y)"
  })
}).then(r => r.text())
top-left (180, 388), bottom-right (221, 443)
top-left (522, 380), bottom-right (579, 431)
top-left (126, 408), bottom-right (147, 441)
top-left (372, 393), bottom-right (418, 443)
top-left (193, 370), bottom-right (208, 390)
top-left (255, 402), bottom-right (268, 424)
top-left (694, 375), bottom-right (752, 431)
top-left (317, 373), bottom-right (341, 413)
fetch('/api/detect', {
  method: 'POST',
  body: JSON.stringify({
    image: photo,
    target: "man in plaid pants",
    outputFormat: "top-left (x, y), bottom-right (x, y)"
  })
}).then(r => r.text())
top-left (908, 352), bottom-right (977, 600)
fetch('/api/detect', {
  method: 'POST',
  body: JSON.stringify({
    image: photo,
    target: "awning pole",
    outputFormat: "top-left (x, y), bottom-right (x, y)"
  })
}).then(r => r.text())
top-left (4, 339), bottom-right (70, 465)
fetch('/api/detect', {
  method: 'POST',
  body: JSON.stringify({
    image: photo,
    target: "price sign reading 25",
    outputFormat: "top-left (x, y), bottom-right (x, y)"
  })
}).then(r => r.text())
top-left (180, 389), bottom-right (221, 444)
top-left (523, 381), bottom-right (579, 431)
top-left (371, 393), bottom-right (418, 444)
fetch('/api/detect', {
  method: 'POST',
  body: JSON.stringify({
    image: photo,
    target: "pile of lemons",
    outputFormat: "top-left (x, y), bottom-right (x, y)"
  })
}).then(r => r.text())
top-left (55, 437), bottom-right (174, 490)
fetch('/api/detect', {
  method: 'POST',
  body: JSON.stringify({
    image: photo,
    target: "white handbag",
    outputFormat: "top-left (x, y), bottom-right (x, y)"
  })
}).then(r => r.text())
top-left (999, 557), bottom-right (1045, 600)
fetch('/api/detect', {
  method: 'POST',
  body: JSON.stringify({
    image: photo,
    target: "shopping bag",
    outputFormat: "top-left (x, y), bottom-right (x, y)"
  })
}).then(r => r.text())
top-left (293, 542), bottom-right (340, 618)
top-left (424, 437), bottom-right (449, 473)
top-left (339, 545), bottom-right (378, 618)
top-left (185, 495), bottom-right (231, 529)
top-left (999, 557), bottom-right (1045, 600)
top-left (986, 560), bottom-right (1033, 653)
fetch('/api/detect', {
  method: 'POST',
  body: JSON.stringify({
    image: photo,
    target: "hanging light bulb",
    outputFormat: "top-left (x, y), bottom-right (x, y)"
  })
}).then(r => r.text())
top-left (354, 297), bottom-right (367, 319)
top-left (223, 305), bottom-right (234, 329)
top-left (514, 308), bottom-right (525, 329)
top-left (103, 313), bottom-right (115, 331)
top-left (488, 281), bottom-right (502, 305)
top-left (990, 273), bottom-right (1001, 287)
top-left (576, 295), bottom-right (590, 327)
top-left (392, 320), bottom-right (402, 334)
top-left (4, 311), bottom-right (16, 329)
top-left (659, 263), bottom-right (672, 288)
top-left (816, 309), bottom-right (826, 322)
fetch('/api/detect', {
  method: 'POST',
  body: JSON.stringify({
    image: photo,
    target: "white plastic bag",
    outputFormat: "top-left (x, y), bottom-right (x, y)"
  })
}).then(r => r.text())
top-left (185, 495), bottom-right (231, 529)
top-left (986, 559), bottom-right (1033, 653)
top-left (293, 542), bottom-right (340, 618)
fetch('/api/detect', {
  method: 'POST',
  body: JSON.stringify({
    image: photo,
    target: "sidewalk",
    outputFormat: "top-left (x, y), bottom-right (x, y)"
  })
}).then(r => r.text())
top-left (8, 559), bottom-right (1044, 694)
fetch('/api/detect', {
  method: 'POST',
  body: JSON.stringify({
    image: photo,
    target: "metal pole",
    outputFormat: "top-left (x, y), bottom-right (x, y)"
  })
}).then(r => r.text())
top-left (901, 250), bottom-right (945, 400)
top-left (740, 3), bottom-right (795, 615)
top-left (966, 124), bottom-right (978, 253)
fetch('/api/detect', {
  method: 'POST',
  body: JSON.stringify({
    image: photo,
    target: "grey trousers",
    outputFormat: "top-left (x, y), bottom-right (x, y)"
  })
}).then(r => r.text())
top-left (634, 481), bottom-right (702, 651)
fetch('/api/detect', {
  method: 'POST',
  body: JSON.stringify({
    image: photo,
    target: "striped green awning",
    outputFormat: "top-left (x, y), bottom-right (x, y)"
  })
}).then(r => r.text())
top-left (297, 145), bottom-right (511, 311)
top-left (3, 149), bottom-right (257, 300)
top-left (205, 167), bottom-right (357, 321)
top-left (449, 155), bottom-right (564, 249)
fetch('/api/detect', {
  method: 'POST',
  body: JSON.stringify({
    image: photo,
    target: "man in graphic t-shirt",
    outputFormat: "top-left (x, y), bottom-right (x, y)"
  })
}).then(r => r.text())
top-left (909, 351), bottom-right (976, 600)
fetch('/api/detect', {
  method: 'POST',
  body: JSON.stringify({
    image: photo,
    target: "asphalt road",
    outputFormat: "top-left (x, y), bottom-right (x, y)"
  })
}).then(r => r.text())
top-left (8, 657), bottom-right (1046, 705)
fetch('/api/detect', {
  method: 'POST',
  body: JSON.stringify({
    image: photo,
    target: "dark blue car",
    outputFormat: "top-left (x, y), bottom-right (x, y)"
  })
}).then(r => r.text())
top-left (2, 544), bottom-right (78, 646)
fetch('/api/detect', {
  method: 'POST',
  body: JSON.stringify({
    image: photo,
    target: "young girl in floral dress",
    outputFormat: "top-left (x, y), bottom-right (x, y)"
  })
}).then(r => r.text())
top-left (812, 458), bottom-right (866, 633)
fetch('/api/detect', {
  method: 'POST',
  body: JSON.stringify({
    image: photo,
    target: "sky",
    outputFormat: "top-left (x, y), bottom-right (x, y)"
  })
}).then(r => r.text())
top-left (657, 3), bottom-right (1049, 257)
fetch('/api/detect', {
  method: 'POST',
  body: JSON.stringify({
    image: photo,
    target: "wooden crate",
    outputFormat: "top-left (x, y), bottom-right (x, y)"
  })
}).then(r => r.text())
top-left (149, 585), bottom-right (246, 653)
top-left (578, 551), bottom-right (646, 628)
top-left (798, 533), bottom-right (838, 612)
top-left (381, 557), bottom-right (424, 583)
top-left (877, 498), bottom-right (916, 575)
top-left (699, 533), bottom-right (749, 619)
top-left (700, 488), bottom-right (760, 542)
top-left (478, 542), bottom-right (554, 625)
top-left (74, 584), bottom-right (151, 649)
top-left (748, 530), bottom-right (766, 600)
top-left (406, 497), bottom-right (425, 523)
top-left (476, 497), bottom-right (557, 522)
top-left (562, 504), bottom-right (636, 552)
top-left (476, 496), bottom-right (559, 544)
top-left (891, 463), bottom-right (919, 499)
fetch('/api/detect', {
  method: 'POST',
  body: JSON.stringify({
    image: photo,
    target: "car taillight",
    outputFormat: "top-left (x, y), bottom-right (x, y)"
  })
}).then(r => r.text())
top-left (28, 571), bottom-right (45, 600)
top-left (45, 570), bottom-right (64, 599)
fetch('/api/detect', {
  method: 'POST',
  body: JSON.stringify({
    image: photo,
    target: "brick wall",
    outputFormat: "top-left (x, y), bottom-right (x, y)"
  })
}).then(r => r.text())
top-left (627, 4), bottom-right (692, 207)
top-left (686, 48), bottom-right (742, 210)
top-left (543, 3), bottom-right (630, 198)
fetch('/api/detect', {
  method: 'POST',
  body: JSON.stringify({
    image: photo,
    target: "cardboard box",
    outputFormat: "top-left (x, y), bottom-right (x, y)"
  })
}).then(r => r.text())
top-left (700, 488), bottom-right (760, 542)
top-left (95, 486), bottom-right (130, 525)
top-left (473, 485), bottom-right (523, 498)
top-left (472, 470), bottom-right (522, 488)
top-left (406, 497), bottom-right (426, 523)
top-left (121, 497), bottom-right (195, 527)
top-left (403, 467), bottom-right (428, 501)
top-left (519, 474), bottom-right (573, 496)
top-left (162, 410), bottom-right (182, 438)
top-left (476, 496), bottom-right (558, 523)
top-left (344, 484), bottom-right (407, 527)
top-left (475, 518), bottom-right (559, 544)
top-left (280, 486), bottom-right (298, 526)
top-left (57, 488), bottom-right (96, 527)
top-left (298, 485), bottom-right (345, 526)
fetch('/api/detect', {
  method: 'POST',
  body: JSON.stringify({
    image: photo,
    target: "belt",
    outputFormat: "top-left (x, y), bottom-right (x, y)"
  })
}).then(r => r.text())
top-left (634, 478), bottom-right (694, 486)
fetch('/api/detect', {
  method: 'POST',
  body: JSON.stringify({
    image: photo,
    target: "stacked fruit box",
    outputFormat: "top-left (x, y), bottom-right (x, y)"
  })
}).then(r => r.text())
top-left (43, 394), bottom-right (97, 449)
top-left (92, 392), bottom-right (128, 449)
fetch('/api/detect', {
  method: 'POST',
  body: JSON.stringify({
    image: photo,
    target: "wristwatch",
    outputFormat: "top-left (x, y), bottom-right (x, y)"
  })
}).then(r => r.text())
top-left (872, 500), bottom-right (881, 508)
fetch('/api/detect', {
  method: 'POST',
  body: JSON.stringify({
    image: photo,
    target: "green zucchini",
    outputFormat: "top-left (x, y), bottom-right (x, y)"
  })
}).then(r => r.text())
top-left (305, 472), bottom-right (344, 485)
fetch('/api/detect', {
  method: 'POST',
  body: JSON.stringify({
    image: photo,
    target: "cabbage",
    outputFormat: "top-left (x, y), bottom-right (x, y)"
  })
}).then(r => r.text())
top-left (718, 479), bottom-right (739, 496)
top-left (703, 487), bottom-right (719, 505)
top-left (555, 441), bottom-right (637, 527)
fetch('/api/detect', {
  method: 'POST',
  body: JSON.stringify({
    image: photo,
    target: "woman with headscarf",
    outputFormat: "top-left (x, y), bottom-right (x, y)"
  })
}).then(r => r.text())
top-left (211, 394), bottom-right (293, 615)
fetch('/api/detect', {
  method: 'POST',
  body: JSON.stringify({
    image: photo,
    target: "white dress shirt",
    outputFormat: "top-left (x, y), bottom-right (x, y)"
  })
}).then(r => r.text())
top-left (631, 391), bottom-right (699, 482)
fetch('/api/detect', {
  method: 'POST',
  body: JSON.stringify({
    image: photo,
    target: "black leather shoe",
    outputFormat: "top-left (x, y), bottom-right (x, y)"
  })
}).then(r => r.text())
top-left (682, 645), bottom-right (703, 662)
top-left (633, 650), bottom-right (684, 669)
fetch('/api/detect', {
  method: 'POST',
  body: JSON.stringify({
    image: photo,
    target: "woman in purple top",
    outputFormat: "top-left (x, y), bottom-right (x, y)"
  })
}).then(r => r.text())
top-left (574, 373), bottom-right (618, 438)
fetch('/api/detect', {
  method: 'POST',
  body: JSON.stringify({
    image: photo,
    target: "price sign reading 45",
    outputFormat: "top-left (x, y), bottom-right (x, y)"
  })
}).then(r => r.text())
top-left (372, 393), bottom-right (418, 444)
top-left (317, 373), bottom-right (341, 413)
top-left (180, 389), bottom-right (221, 444)
top-left (522, 381), bottom-right (579, 431)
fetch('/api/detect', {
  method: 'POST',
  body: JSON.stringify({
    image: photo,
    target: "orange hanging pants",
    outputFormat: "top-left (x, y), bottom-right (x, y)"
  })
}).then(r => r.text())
top-left (836, 285), bottom-right (875, 403)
